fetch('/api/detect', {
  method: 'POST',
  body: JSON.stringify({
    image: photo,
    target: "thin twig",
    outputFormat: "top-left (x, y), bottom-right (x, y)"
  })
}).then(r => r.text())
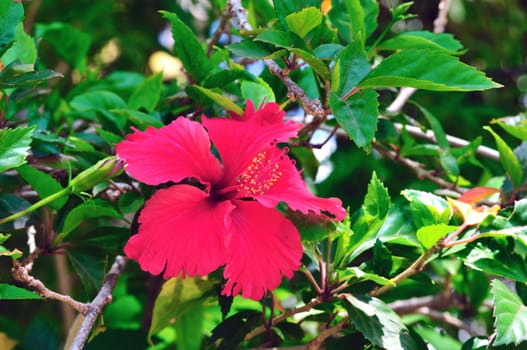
top-left (307, 317), bottom-right (349, 350)
top-left (373, 144), bottom-right (466, 192)
top-left (207, 14), bottom-right (230, 56)
top-left (244, 297), bottom-right (322, 341)
top-left (11, 250), bottom-right (89, 315)
top-left (69, 255), bottom-right (128, 350)
top-left (416, 307), bottom-right (482, 337)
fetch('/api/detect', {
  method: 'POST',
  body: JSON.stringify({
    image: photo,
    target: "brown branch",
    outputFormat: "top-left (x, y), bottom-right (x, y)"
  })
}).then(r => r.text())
top-left (207, 13), bottom-right (230, 56)
top-left (11, 250), bottom-right (88, 315)
top-left (69, 255), bottom-right (127, 350)
top-left (373, 144), bottom-right (466, 192)
top-left (226, 0), bottom-right (326, 118)
top-left (416, 307), bottom-right (482, 337)
top-left (307, 317), bottom-right (349, 350)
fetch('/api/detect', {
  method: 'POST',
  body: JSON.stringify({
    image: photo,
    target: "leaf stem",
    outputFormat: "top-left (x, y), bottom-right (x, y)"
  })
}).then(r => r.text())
top-left (0, 187), bottom-right (71, 225)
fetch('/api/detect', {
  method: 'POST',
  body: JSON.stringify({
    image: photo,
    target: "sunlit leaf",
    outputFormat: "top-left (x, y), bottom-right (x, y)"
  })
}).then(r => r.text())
top-left (0, 126), bottom-right (34, 173)
top-left (359, 49), bottom-right (502, 91)
top-left (285, 7), bottom-right (323, 39)
top-left (491, 279), bottom-right (527, 346)
top-left (458, 187), bottom-right (501, 204)
top-left (379, 31), bottom-right (465, 55)
top-left (416, 223), bottom-right (458, 249)
top-left (191, 85), bottom-right (243, 114)
top-left (485, 126), bottom-right (524, 188)
top-left (402, 190), bottom-right (452, 227)
top-left (344, 294), bottom-right (418, 350)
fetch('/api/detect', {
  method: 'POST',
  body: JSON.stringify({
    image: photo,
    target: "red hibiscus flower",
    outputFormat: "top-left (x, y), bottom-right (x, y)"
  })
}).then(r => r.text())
top-left (116, 101), bottom-right (346, 300)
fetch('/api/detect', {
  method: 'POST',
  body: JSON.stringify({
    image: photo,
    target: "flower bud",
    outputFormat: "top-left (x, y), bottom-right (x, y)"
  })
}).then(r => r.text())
top-left (69, 156), bottom-right (125, 193)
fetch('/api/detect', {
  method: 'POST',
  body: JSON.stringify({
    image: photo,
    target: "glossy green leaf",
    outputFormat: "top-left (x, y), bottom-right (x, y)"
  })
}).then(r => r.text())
top-left (491, 279), bottom-right (527, 346)
top-left (148, 277), bottom-right (214, 339)
top-left (464, 245), bottom-right (527, 282)
top-left (416, 224), bottom-right (458, 250)
top-left (39, 22), bottom-right (91, 71)
top-left (59, 198), bottom-right (122, 238)
top-left (338, 267), bottom-right (394, 286)
top-left (2, 23), bottom-right (37, 65)
top-left (493, 114), bottom-right (527, 141)
top-left (241, 80), bottom-right (275, 107)
top-left (0, 65), bottom-right (62, 89)
top-left (329, 89), bottom-right (378, 148)
top-left (0, 0), bottom-right (23, 56)
top-left (255, 30), bottom-right (295, 48)
top-left (289, 48), bottom-right (331, 80)
top-left (17, 164), bottom-right (67, 210)
top-left (313, 43), bottom-right (344, 59)
top-left (485, 126), bottom-right (523, 188)
top-left (379, 31), bottom-right (465, 55)
top-left (227, 40), bottom-right (278, 58)
top-left (128, 72), bottom-right (163, 112)
top-left (0, 126), bottom-right (34, 173)
top-left (285, 7), bottom-right (322, 39)
top-left (0, 283), bottom-right (42, 300)
top-left (331, 39), bottom-right (370, 98)
top-left (70, 90), bottom-right (127, 111)
top-left (111, 108), bottom-right (163, 130)
top-left (328, 0), bottom-right (378, 43)
top-left (191, 85), bottom-right (243, 114)
top-left (359, 49), bottom-right (502, 91)
top-left (272, 0), bottom-right (321, 29)
top-left (402, 189), bottom-right (452, 227)
top-left (345, 172), bottom-right (390, 262)
top-left (344, 294), bottom-right (417, 350)
top-left (160, 11), bottom-right (213, 82)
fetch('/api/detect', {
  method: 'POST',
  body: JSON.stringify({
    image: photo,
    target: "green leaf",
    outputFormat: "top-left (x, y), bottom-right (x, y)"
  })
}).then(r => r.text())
top-left (463, 245), bottom-right (527, 282)
top-left (329, 89), bottom-right (379, 148)
top-left (485, 126), bottom-right (524, 188)
top-left (491, 279), bottom-right (527, 346)
top-left (289, 48), bottom-right (331, 80)
top-left (331, 39), bottom-right (370, 98)
top-left (379, 31), bottom-right (465, 55)
top-left (402, 189), bottom-right (452, 227)
top-left (70, 91), bottom-right (127, 111)
top-left (111, 108), bottom-right (163, 130)
top-left (0, 64), bottom-right (62, 89)
top-left (255, 30), bottom-right (295, 48)
top-left (59, 199), bottom-right (122, 239)
top-left (174, 304), bottom-right (204, 350)
top-left (493, 114), bottom-right (527, 141)
top-left (313, 43), bottom-right (344, 59)
top-left (2, 23), bottom-right (37, 65)
top-left (191, 85), bottom-right (243, 115)
top-left (0, 0), bottom-right (23, 56)
top-left (338, 267), bottom-right (394, 286)
top-left (241, 80), bottom-right (275, 108)
top-left (372, 239), bottom-right (393, 277)
top-left (148, 277), bottom-right (214, 339)
top-left (128, 72), bottom-right (163, 112)
top-left (346, 0), bottom-right (366, 42)
top-left (119, 191), bottom-right (144, 214)
top-left (17, 164), bottom-right (68, 210)
top-left (0, 126), bottom-right (34, 173)
top-left (227, 40), bottom-right (281, 59)
top-left (416, 224), bottom-right (458, 250)
top-left (285, 7), bottom-right (323, 39)
top-left (345, 172), bottom-right (390, 262)
top-left (272, 0), bottom-right (321, 30)
top-left (39, 22), bottom-right (91, 71)
top-left (344, 294), bottom-right (417, 350)
top-left (359, 49), bottom-right (502, 91)
top-left (160, 11), bottom-right (213, 82)
top-left (0, 283), bottom-right (42, 300)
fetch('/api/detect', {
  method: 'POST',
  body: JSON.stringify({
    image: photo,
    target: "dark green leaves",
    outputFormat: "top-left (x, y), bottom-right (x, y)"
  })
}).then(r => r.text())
top-left (17, 164), bottom-right (67, 210)
top-left (0, 61), bottom-right (62, 89)
top-left (38, 23), bottom-right (91, 71)
top-left (128, 72), bottom-right (163, 112)
top-left (161, 11), bottom-right (213, 82)
top-left (0, 126), bottom-right (34, 173)
top-left (329, 89), bottom-right (378, 148)
top-left (0, 0), bottom-right (23, 56)
top-left (359, 49), bottom-right (502, 91)
top-left (491, 279), bottom-right (527, 346)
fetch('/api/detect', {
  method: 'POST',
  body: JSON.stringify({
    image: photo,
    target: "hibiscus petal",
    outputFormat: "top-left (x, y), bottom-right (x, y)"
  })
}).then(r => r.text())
top-left (116, 118), bottom-right (223, 187)
top-left (223, 200), bottom-right (302, 300)
top-left (202, 101), bottom-right (301, 185)
top-left (248, 147), bottom-right (346, 220)
top-left (124, 184), bottom-right (234, 278)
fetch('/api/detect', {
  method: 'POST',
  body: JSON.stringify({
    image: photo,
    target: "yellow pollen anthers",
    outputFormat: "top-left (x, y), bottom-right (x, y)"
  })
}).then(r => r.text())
top-left (238, 151), bottom-right (283, 196)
